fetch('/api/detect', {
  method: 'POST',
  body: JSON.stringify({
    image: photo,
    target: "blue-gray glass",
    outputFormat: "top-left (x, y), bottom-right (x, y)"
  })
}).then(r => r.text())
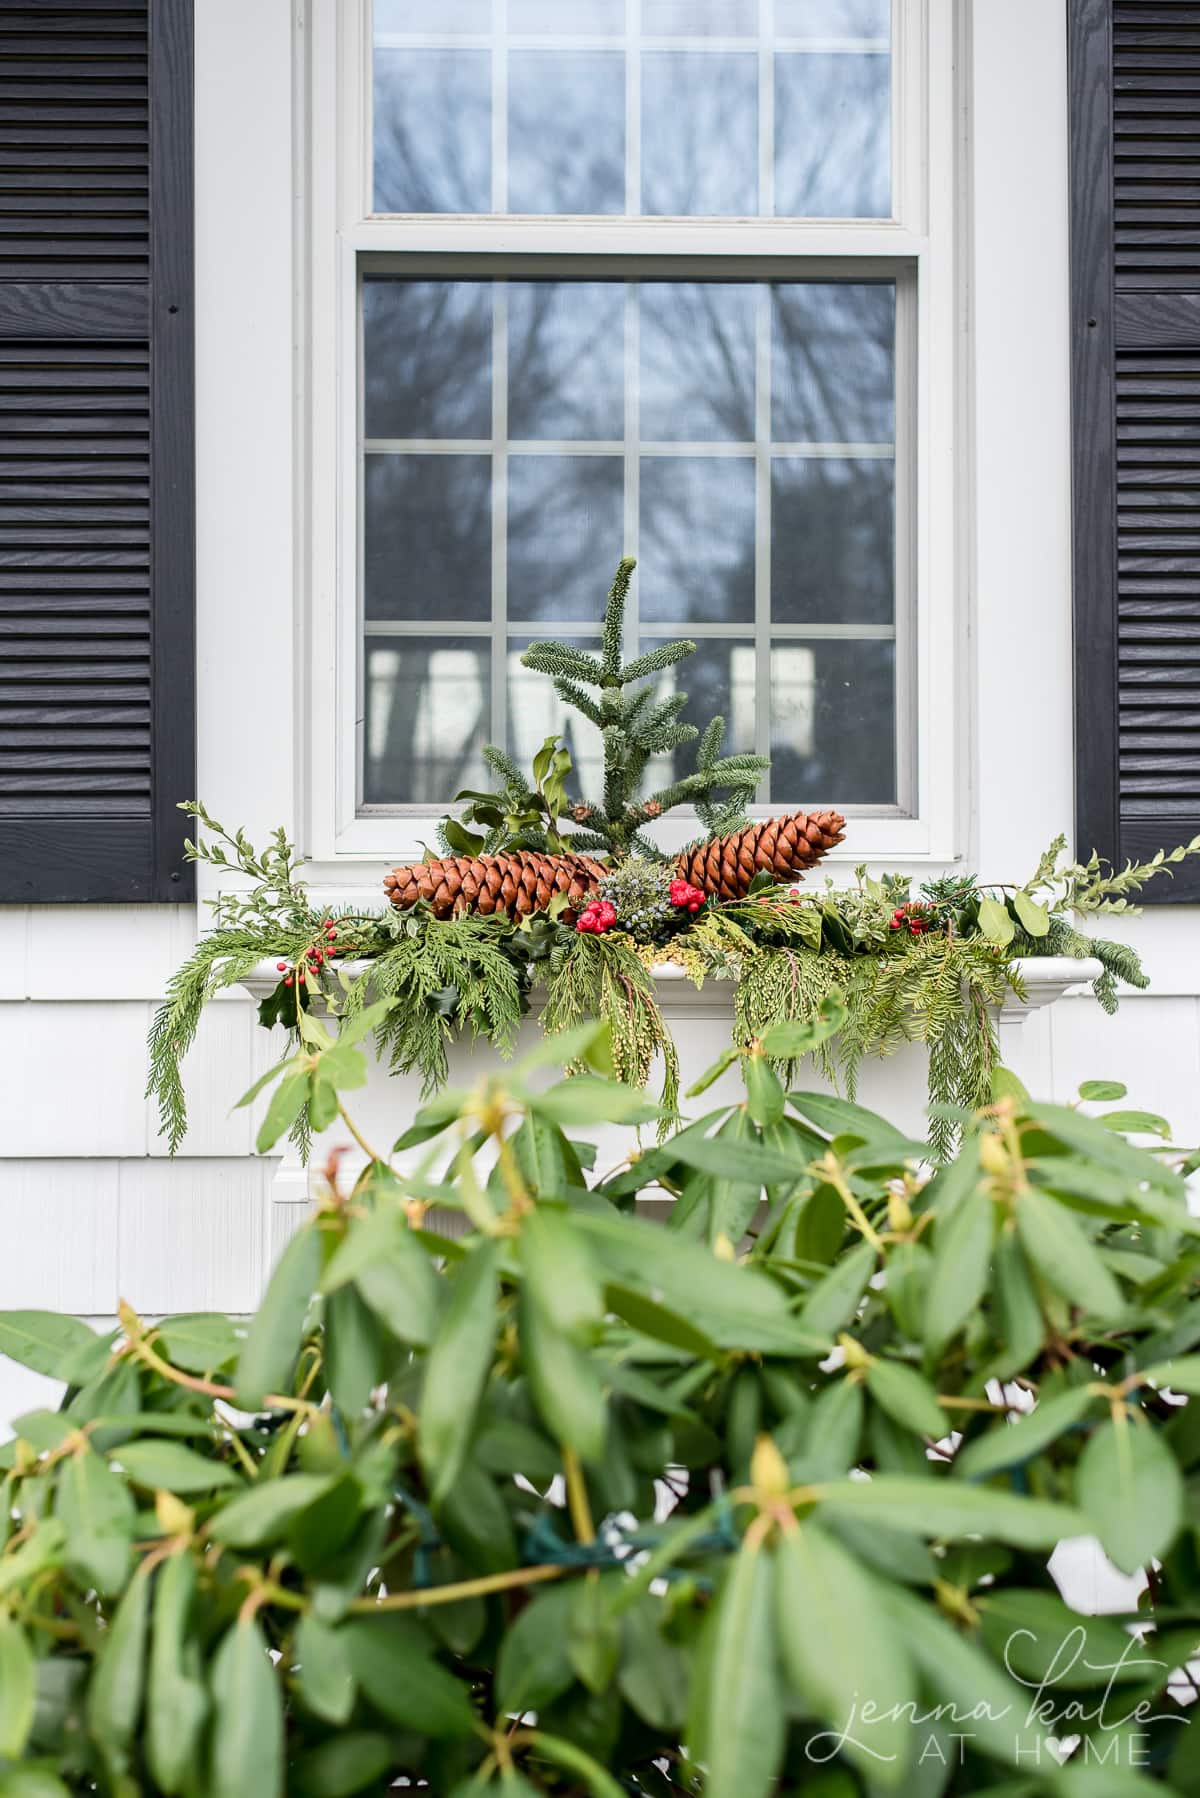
top-left (364, 455), bottom-right (492, 621)
top-left (640, 283), bottom-right (757, 441)
top-left (507, 282), bottom-right (625, 441)
top-left (375, 0), bottom-right (490, 30)
top-left (639, 635), bottom-right (758, 785)
top-left (510, 0), bottom-right (624, 28)
top-left (770, 637), bottom-right (895, 803)
top-left (641, 53), bottom-right (758, 217)
top-left (639, 456), bottom-right (755, 623)
top-left (772, 283), bottom-right (895, 443)
top-left (775, 0), bottom-right (890, 36)
top-left (507, 634), bottom-right (605, 802)
top-left (363, 280), bottom-right (492, 440)
top-left (507, 456), bottom-right (624, 623)
top-left (643, 0), bottom-right (758, 31)
top-left (363, 635), bottom-right (490, 806)
top-left (774, 51), bottom-right (890, 218)
top-left (771, 457), bottom-right (893, 623)
top-left (507, 51), bottom-right (625, 215)
top-left (373, 50), bottom-right (491, 214)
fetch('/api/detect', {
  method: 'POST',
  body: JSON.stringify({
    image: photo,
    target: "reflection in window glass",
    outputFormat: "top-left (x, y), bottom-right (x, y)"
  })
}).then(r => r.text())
top-left (770, 638), bottom-right (895, 804)
top-left (371, 6), bottom-right (891, 217)
top-left (360, 274), bottom-right (901, 810)
top-left (364, 637), bottom-right (490, 806)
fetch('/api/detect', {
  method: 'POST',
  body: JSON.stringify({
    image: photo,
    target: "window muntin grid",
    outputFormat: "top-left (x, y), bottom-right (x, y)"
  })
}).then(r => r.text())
top-left (372, 0), bottom-right (892, 219)
top-left (359, 270), bottom-right (907, 814)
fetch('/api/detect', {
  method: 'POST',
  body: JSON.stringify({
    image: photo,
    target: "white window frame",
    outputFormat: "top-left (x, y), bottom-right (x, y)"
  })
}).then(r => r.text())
top-left (299, 0), bottom-right (963, 873)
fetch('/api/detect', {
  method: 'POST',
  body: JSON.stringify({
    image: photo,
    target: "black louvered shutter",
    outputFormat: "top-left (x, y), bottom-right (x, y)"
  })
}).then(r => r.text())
top-left (1071, 0), bottom-right (1200, 901)
top-left (0, 0), bottom-right (194, 903)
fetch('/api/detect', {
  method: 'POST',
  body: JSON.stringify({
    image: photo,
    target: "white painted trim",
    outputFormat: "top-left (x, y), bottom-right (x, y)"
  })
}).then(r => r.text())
top-left (297, 0), bottom-right (963, 880)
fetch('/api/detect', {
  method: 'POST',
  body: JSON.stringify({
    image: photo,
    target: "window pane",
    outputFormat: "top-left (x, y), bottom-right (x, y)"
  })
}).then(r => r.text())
top-left (364, 454), bottom-right (491, 622)
top-left (641, 53), bottom-right (758, 217)
top-left (640, 283), bottom-right (757, 441)
top-left (371, 5), bottom-right (890, 217)
top-left (507, 281), bottom-right (624, 441)
top-left (508, 635), bottom-right (605, 801)
top-left (359, 275), bottom-right (901, 812)
top-left (508, 51), bottom-right (625, 215)
top-left (640, 638), bottom-right (758, 791)
top-left (364, 636), bottom-right (490, 806)
top-left (374, 49), bottom-right (491, 214)
top-left (640, 457), bottom-right (755, 624)
top-left (364, 281), bottom-right (492, 439)
top-left (770, 638), bottom-right (895, 804)
top-left (508, 457), bottom-right (624, 623)
top-left (771, 457), bottom-right (893, 624)
top-left (775, 52), bottom-right (890, 219)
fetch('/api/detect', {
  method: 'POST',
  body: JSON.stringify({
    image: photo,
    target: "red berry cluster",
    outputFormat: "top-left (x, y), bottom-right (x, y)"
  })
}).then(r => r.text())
top-left (668, 878), bottom-right (706, 915)
top-left (576, 899), bottom-right (618, 935)
top-left (890, 902), bottom-right (933, 936)
top-left (277, 920), bottom-right (340, 986)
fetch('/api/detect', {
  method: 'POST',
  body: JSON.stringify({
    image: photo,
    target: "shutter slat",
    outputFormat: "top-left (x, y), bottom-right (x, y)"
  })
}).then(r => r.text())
top-left (0, 0), bottom-right (193, 900)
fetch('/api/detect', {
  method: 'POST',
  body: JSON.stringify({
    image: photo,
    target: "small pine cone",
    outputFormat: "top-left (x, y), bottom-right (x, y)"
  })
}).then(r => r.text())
top-left (384, 849), bottom-right (607, 922)
top-left (675, 810), bottom-right (846, 902)
top-left (571, 803), bottom-right (593, 822)
top-left (643, 799), bottom-right (662, 818)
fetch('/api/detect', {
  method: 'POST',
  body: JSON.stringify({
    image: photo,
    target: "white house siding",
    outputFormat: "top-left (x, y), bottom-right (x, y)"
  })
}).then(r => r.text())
top-left (2, 0), bottom-right (1199, 1439)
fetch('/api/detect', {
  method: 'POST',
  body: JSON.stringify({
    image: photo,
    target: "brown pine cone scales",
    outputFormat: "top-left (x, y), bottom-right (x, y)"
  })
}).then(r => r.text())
top-left (385, 810), bottom-right (845, 920)
top-left (383, 849), bottom-right (607, 922)
top-left (674, 809), bottom-right (846, 902)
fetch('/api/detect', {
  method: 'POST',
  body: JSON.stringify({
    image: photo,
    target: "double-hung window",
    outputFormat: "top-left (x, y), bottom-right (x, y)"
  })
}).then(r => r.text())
top-left (304, 0), bottom-right (959, 867)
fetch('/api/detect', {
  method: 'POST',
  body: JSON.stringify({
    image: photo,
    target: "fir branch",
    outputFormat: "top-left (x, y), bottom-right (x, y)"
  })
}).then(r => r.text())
top-left (552, 679), bottom-right (606, 729)
top-left (543, 932), bottom-right (679, 1121)
top-left (601, 555), bottom-right (636, 677)
top-left (521, 642), bottom-right (606, 685)
top-left (618, 640), bottom-right (696, 685)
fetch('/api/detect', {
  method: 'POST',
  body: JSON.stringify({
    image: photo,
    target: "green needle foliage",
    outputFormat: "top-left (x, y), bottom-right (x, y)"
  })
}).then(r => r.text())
top-left (9, 1026), bottom-right (1200, 1793)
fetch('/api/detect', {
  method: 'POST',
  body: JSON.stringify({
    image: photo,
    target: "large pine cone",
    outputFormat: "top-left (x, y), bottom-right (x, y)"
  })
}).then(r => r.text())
top-left (674, 809), bottom-right (846, 902)
top-left (383, 849), bottom-right (607, 922)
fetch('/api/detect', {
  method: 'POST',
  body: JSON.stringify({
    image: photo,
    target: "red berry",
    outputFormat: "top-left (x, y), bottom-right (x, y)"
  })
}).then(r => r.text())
top-left (688, 899), bottom-right (701, 913)
top-left (276, 961), bottom-right (287, 971)
top-left (787, 894), bottom-right (800, 904)
top-left (297, 970), bottom-right (306, 983)
top-left (284, 975), bottom-right (294, 987)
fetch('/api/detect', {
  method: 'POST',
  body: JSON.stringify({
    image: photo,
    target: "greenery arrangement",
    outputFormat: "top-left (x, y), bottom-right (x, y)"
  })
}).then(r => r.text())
top-left (12, 1014), bottom-right (1200, 1792)
top-left (147, 558), bottom-right (1200, 1158)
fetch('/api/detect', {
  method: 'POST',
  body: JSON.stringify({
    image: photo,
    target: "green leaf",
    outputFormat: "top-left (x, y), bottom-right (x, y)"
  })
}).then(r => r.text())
top-left (0, 1519), bottom-right (66, 1598)
top-left (978, 894), bottom-right (1016, 946)
top-left (235, 1222), bottom-right (322, 1407)
top-left (786, 1090), bottom-right (914, 1149)
top-left (521, 1293), bottom-right (607, 1463)
top-left (519, 1208), bottom-right (603, 1333)
top-left (881, 1585), bottom-right (1053, 1768)
top-left (955, 1386), bottom-right (1098, 1481)
top-left (0, 1618), bottom-right (34, 1758)
top-left (323, 1286), bottom-right (383, 1416)
top-left (976, 1588), bottom-right (1147, 1690)
top-left (1079, 1080), bottom-right (1128, 1102)
top-left (233, 1056), bottom-right (295, 1110)
top-left (322, 1204), bottom-right (441, 1347)
top-left (419, 1239), bottom-right (499, 1504)
top-left (292, 1732), bottom-right (394, 1798)
top-left (344, 1616), bottom-right (477, 1737)
top-left (798, 1239), bottom-right (876, 1338)
top-left (495, 1582), bottom-right (576, 1713)
top-left (146, 1551), bottom-right (208, 1796)
top-left (116, 1440), bottom-right (242, 1494)
top-left (816, 1473), bottom-right (1086, 1547)
top-left (685, 1045), bottom-right (741, 1099)
top-left (604, 1283), bottom-right (718, 1359)
top-left (1076, 1414), bottom-right (1183, 1574)
top-left (700, 1541), bottom-right (785, 1798)
top-left (333, 997), bottom-right (397, 1048)
top-left (1027, 1100), bottom-right (1183, 1195)
top-left (616, 1598), bottom-right (688, 1731)
top-left (0, 1311), bottom-right (96, 1377)
top-left (518, 1021), bottom-right (611, 1075)
top-left (85, 1561), bottom-right (151, 1765)
top-left (758, 993), bottom-right (847, 1061)
top-left (743, 1054), bottom-right (785, 1128)
top-left (568, 1576), bottom-right (621, 1694)
top-left (288, 1469), bottom-right (364, 1574)
top-left (1013, 889), bottom-right (1050, 937)
top-left (527, 1732), bottom-right (627, 1798)
top-left (207, 1474), bottom-right (334, 1548)
top-left (925, 1185), bottom-right (994, 1355)
top-left (209, 1619), bottom-right (284, 1798)
top-left (255, 1067), bottom-right (312, 1153)
top-left (156, 1313), bottom-right (243, 1374)
top-left (294, 1613), bottom-right (356, 1726)
top-left (775, 1523), bottom-right (914, 1786)
top-left (0, 1769), bottom-right (71, 1797)
top-left (1098, 1108), bottom-right (1172, 1140)
top-left (1142, 1353), bottom-right (1200, 1394)
top-left (1017, 1188), bottom-right (1125, 1321)
top-left (55, 1444), bottom-right (136, 1595)
top-left (991, 1230), bottom-right (1045, 1376)
top-left (866, 1360), bottom-right (947, 1440)
top-left (531, 1076), bottom-right (661, 1127)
